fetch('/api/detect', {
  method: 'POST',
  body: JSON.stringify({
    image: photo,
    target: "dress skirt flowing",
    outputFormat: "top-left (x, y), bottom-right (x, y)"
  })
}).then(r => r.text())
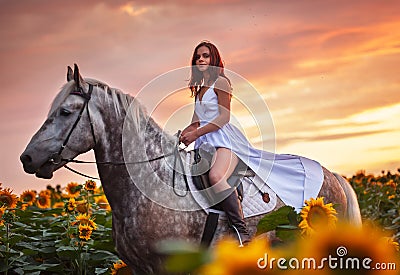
top-left (194, 82), bottom-right (323, 211)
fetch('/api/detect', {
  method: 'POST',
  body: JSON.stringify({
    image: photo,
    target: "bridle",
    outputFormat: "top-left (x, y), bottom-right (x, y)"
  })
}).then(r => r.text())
top-left (49, 83), bottom-right (189, 197)
top-left (50, 84), bottom-right (96, 165)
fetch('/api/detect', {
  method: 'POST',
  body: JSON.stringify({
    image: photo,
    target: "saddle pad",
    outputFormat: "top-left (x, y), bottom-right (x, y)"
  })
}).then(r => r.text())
top-left (185, 153), bottom-right (277, 218)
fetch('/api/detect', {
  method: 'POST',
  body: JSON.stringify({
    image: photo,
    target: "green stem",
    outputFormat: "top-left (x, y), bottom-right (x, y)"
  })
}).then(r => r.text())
top-left (5, 222), bottom-right (10, 275)
top-left (86, 191), bottom-right (90, 215)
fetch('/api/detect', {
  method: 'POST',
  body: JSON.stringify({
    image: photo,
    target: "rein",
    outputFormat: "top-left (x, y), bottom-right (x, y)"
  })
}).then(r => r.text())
top-left (63, 143), bottom-right (189, 197)
top-left (51, 84), bottom-right (189, 196)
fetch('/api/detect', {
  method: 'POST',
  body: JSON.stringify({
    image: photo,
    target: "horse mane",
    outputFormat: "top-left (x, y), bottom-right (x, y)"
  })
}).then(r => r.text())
top-left (85, 78), bottom-right (133, 117)
top-left (48, 78), bottom-right (139, 116)
top-left (48, 78), bottom-right (146, 134)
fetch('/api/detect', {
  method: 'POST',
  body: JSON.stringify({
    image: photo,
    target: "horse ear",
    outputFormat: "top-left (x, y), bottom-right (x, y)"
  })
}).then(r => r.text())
top-left (73, 63), bottom-right (84, 87)
top-left (67, 66), bottom-right (73, 82)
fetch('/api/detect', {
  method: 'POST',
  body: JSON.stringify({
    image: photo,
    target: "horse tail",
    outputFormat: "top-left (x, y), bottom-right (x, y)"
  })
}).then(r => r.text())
top-left (333, 173), bottom-right (362, 227)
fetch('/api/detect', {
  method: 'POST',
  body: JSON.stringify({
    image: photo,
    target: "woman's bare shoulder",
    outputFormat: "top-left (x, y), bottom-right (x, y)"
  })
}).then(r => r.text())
top-left (214, 76), bottom-right (231, 93)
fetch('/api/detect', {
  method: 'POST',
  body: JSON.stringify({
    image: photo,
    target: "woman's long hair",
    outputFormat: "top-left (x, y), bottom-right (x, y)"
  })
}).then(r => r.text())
top-left (189, 41), bottom-right (231, 97)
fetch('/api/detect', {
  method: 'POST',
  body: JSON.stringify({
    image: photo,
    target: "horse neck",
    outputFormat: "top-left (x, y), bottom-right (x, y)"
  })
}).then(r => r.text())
top-left (91, 90), bottom-right (176, 183)
top-left (91, 89), bottom-right (202, 214)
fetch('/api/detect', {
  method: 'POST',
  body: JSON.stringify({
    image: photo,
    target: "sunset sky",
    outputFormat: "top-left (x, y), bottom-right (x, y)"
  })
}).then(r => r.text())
top-left (1, 0), bottom-right (399, 194)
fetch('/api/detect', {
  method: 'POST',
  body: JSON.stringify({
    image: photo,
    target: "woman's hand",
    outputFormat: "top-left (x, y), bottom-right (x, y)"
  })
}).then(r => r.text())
top-left (181, 125), bottom-right (195, 137)
top-left (180, 129), bottom-right (199, 146)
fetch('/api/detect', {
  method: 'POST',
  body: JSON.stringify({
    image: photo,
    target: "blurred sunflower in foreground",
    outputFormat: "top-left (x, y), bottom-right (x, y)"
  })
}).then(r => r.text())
top-left (197, 238), bottom-right (280, 275)
top-left (299, 197), bottom-right (337, 236)
top-left (298, 223), bottom-right (399, 275)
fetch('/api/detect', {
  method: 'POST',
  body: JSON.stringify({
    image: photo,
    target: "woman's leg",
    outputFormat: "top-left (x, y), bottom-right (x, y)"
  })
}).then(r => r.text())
top-left (208, 148), bottom-right (250, 245)
top-left (208, 147), bottom-right (239, 193)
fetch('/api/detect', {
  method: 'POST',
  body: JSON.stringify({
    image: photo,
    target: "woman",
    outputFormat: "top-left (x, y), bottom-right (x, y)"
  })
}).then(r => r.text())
top-left (180, 41), bottom-right (324, 246)
top-left (180, 41), bottom-right (251, 245)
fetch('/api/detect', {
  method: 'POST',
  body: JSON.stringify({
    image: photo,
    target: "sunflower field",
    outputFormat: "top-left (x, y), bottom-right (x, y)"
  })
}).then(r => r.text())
top-left (0, 169), bottom-right (399, 274)
top-left (0, 181), bottom-right (128, 274)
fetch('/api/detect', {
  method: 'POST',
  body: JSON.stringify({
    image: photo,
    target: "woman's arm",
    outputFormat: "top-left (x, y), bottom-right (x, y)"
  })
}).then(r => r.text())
top-left (182, 113), bottom-right (200, 134)
top-left (180, 77), bottom-right (231, 145)
top-left (180, 112), bottom-right (199, 142)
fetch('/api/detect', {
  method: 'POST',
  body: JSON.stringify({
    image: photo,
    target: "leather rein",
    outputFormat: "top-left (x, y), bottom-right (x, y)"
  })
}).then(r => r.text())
top-left (49, 84), bottom-right (189, 197)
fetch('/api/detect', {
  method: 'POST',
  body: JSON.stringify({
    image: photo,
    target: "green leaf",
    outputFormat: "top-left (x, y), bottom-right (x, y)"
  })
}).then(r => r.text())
top-left (21, 248), bottom-right (38, 256)
top-left (56, 246), bottom-right (78, 259)
top-left (276, 225), bottom-right (301, 242)
top-left (0, 266), bottom-right (11, 272)
top-left (95, 267), bottom-right (110, 275)
top-left (256, 206), bottom-right (297, 234)
top-left (392, 216), bottom-right (400, 224)
top-left (88, 250), bottom-right (117, 261)
top-left (23, 264), bottom-right (61, 271)
top-left (8, 234), bottom-right (25, 245)
top-left (385, 224), bottom-right (400, 230)
top-left (276, 224), bottom-right (299, 230)
top-left (38, 246), bottom-right (56, 254)
top-left (156, 240), bottom-right (210, 273)
top-left (13, 221), bottom-right (29, 228)
top-left (165, 251), bottom-right (210, 273)
top-left (11, 267), bottom-right (24, 275)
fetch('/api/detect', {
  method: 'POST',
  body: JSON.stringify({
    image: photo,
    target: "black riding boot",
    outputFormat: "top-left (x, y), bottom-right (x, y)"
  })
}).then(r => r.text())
top-left (220, 189), bottom-right (251, 246)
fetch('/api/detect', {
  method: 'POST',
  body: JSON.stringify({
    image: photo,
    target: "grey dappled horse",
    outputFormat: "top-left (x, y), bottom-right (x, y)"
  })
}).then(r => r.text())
top-left (20, 65), bottom-right (361, 274)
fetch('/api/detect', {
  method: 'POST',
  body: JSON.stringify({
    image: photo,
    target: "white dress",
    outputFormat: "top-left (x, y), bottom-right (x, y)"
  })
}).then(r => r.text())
top-left (194, 82), bottom-right (324, 211)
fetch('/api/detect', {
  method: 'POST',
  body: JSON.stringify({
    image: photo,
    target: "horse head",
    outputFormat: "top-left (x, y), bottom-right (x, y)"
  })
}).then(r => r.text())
top-left (20, 64), bottom-right (97, 179)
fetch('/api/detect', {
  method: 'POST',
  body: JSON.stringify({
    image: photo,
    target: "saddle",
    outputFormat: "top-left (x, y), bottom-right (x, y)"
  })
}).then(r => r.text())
top-left (190, 147), bottom-right (255, 205)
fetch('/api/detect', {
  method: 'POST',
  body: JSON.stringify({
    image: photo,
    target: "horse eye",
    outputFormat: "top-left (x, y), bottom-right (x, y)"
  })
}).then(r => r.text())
top-left (60, 108), bottom-right (71, 116)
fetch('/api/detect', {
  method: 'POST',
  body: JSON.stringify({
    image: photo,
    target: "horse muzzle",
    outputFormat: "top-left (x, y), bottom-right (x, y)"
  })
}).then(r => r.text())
top-left (20, 152), bottom-right (64, 179)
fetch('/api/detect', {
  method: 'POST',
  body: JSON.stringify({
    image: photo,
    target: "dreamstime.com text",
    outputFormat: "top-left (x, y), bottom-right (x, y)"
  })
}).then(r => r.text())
top-left (257, 246), bottom-right (397, 271)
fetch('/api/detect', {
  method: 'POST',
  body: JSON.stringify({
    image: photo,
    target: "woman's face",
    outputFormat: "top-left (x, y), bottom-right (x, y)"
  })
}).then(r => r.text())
top-left (195, 46), bottom-right (211, 72)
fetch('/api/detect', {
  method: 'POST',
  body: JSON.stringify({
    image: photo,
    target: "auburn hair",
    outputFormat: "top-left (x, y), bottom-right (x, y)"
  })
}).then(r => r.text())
top-left (189, 41), bottom-right (231, 97)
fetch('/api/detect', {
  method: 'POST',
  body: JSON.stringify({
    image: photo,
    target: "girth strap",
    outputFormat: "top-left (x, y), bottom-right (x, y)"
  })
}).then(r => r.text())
top-left (200, 211), bottom-right (220, 247)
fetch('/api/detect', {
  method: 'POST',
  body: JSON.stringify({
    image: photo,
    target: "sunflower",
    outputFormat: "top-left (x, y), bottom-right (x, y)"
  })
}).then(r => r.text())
top-left (0, 206), bottom-right (6, 226)
top-left (20, 190), bottom-right (36, 206)
top-left (197, 237), bottom-right (279, 275)
top-left (299, 197), bottom-right (338, 236)
top-left (388, 194), bottom-right (396, 200)
top-left (383, 237), bottom-right (400, 252)
top-left (52, 201), bottom-right (65, 209)
top-left (37, 194), bottom-right (51, 209)
top-left (95, 195), bottom-right (111, 211)
top-left (66, 198), bottom-right (77, 213)
top-left (20, 203), bottom-right (29, 211)
top-left (78, 224), bottom-right (93, 241)
top-left (299, 223), bottom-right (399, 275)
top-left (72, 213), bottom-right (97, 230)
top-left (0, 188), bottom-right (18, 209)
top-left (65, 182), bottom-right (81, 198)
top-left (386, 180), bottom-right (396, 189)
top-left (39, 190), bottom-right (51, 198)
top-left (110, 260), bottom-right (129, 275)
top-left (76, 201), bottom-right (89, 214)
top-left (84, 180), bottom-right (97, 191)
